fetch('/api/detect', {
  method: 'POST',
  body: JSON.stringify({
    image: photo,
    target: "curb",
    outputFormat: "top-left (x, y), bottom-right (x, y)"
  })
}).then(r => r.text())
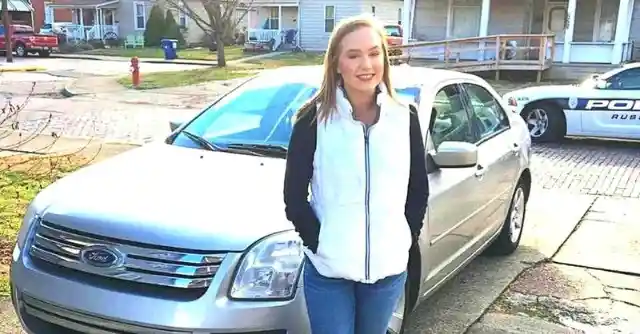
top-left (0, 66), bottom-right (46, 73)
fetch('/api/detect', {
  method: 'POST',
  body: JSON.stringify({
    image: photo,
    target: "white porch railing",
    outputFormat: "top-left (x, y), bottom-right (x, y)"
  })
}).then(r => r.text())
top-left (87, 24), bottom-right (119, 40)
top-left (247, 29), bottom-right (282, 50)
top-left (62, 24), bottom-right (119, 41)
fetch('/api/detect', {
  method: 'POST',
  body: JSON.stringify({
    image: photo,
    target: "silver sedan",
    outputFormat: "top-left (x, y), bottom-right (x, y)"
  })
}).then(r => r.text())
top-left (10, 65), bottom-right (532, 334)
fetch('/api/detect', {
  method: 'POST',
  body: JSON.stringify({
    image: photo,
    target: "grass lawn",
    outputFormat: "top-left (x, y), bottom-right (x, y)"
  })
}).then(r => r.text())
top-left (77, 46), bottom-right (245, 62)
top-left (0, 143), bottom-right (137, 297)
top-left (247, 51), bottom-right (325, 68)
top-left (117, 66), bottom-right (257, 90)
top-left (117, 51), bottom-right (325, 90)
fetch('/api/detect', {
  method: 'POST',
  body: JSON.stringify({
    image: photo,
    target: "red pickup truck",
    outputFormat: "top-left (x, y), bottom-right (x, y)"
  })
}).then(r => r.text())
top-left (384, 24), bottom-right (404, 56)
top-left (0, 24), bottom-right (59, 57)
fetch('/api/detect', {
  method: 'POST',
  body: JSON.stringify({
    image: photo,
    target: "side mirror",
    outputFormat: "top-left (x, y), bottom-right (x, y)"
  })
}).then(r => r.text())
top-left (595, 80), bottom-right (608, 89)
top-left (169, 119), bottom-right (184, 132)
top-left (432, 141), bottom-right (478, 168)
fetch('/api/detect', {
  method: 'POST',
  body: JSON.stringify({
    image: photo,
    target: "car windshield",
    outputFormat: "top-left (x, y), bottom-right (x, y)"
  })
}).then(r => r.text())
top-left (171, 74), bottom-right (421, 153)
top-left (385, 25), bottom-right (401, 37)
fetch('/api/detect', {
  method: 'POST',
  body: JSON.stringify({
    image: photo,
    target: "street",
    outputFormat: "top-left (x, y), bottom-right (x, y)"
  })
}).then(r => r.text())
top-left (1, 66), bottom-right (639, 333)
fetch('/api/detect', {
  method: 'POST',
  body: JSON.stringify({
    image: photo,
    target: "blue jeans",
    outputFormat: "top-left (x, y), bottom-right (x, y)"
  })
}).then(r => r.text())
top-left (303, 258), bottom-right (407, 334)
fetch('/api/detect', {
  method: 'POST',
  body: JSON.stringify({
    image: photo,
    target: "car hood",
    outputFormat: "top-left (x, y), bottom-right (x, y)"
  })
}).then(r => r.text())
top-left (36, 143), bottom-right (294, 252)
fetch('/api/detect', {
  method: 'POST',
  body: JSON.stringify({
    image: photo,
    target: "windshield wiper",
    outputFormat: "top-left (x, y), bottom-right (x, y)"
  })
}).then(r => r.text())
top-left (181, 130), bottom-right (220, 151)
top-left (225, 143), bottom-right (288, 157)
top-left (181, 131), bottom-right (264, 157)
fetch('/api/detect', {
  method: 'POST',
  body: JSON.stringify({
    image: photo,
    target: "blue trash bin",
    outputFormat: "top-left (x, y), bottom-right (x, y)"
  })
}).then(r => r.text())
top-left (160, 38), bottom-right (178, 60)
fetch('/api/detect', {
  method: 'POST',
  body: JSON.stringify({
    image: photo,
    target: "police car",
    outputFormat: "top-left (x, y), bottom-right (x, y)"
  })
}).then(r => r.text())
top-left (503, 62), bottom-right (640, 142)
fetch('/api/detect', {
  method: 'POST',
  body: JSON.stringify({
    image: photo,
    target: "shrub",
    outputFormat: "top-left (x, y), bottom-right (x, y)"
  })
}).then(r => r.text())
top-left (143, 4), bottom-right (165, 46)
top-left (164, 10), bottom-right (186, 46)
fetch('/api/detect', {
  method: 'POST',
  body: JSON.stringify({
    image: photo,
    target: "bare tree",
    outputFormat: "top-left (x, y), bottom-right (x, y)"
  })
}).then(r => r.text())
top-left (165, 0), bottom-right (253, 67)
top-left (2, 0), bottom-right (13, 63)
top-left (0, 82), bottom-right (103, 222)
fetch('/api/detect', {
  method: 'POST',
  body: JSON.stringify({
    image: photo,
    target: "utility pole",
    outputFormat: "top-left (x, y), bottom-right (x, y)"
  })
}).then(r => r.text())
top-left (2, 0), bottom-right (13, 63)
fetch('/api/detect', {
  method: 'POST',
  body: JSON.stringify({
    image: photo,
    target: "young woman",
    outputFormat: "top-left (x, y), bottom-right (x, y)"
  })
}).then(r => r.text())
top-left (283, 15), bottom-right (429, 334)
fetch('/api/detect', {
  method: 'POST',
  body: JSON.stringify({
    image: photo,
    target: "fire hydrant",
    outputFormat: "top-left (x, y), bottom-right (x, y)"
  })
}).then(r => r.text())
top-left (130, 57), bottom-right (140, 89)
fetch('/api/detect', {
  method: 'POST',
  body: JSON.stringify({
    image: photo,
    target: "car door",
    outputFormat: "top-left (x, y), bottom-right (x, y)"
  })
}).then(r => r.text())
top-left (580, 68), bottom-right (640, 139)
top-left (460, 82), bottom-right (519, 235)
top-left (421, 83), bottom-right (486, 289)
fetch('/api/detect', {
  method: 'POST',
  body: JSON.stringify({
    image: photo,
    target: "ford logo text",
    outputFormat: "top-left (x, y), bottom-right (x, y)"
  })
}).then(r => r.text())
top-left (80, 246), bottom-right (121, 268)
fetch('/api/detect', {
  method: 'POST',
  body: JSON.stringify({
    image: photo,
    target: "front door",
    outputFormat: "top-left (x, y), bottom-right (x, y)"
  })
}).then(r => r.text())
top-left (543, 1), bottom-right (568, 42)
top-left (580, 68), bottom-right (640, 139)
top-left (450, 6), bottom-right (481, 38)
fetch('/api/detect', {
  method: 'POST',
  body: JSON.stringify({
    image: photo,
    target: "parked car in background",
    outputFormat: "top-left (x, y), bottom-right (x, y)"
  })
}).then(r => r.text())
top-left (385, 24), bottom-right (404, 57)
top-left (504, 62), bottom-right (640, 142)
top-left (10, 65), bottom-right (532, 334)
top-left (0, 24), bottom-right (59, 57)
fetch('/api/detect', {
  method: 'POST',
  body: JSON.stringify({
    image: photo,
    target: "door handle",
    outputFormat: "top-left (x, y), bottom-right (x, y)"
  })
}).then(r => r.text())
top-left (474, 164), bottom-right (486, 178)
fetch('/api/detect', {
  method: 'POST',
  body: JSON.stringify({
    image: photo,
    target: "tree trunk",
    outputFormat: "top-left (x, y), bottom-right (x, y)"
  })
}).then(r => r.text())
top-left (2, 0), bottom-right (13, 63)
top-left (215, 32), bottom-right (225, 67)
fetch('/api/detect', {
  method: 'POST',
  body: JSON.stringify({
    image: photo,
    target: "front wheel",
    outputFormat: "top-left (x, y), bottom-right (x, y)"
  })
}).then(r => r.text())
top-left (486, 182), bottom-right (527, 256)
top-left (521, 102), bottom-right (565, 143)
top-left (387, 285), bottom-right (409, 334)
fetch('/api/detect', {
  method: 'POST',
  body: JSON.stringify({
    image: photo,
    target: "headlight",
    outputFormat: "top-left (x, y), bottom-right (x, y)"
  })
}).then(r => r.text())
top-left (13, 201), bottom-right (40, 262)
top-left (229, 230), bottom-right (304, 301)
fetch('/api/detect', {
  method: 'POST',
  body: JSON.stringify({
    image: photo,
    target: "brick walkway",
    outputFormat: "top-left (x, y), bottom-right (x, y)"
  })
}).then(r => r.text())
top-left (531, 140), bottom-right (640, 198)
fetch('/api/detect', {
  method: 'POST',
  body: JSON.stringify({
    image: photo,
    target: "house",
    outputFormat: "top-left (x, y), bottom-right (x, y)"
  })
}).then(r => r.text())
top-left (404, 0), bottom-right (639, 65)
top-left (1, 0), bottom-right (36, 29)
top-left (33, 0), bottom-right (72, 32)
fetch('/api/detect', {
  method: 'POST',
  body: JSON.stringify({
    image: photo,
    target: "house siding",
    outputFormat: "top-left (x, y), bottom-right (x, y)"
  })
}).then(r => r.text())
top-left (631, 0), bottom-right (640, 44)
top-left (298, 0), bottom-right (364, 51)
top-left (364, 0), bottom-right (403, 26)
top-left (116, 0), bottom-right (154, 39)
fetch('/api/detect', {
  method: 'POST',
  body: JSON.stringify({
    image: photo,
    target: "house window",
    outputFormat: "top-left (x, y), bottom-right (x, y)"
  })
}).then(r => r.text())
top-left (371, 6), bottom-right (376, 16)
top-left (178, 1), bottom-right (187, 28)
top-left (266, 7), bottom-right (279, 30)
top-left (134, 1), bottom-right (146, 30)
top-left (324, 5), bottom-right (335, 33)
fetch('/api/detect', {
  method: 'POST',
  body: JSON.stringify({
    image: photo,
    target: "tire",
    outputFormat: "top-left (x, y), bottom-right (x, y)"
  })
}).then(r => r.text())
top-left (387, 283), bottom-right (410, 334)
top-left (520, 102), bottom-right (565, 143)
top-left (486, 182), bottom-right (527, 256)
top-left (15, 43), bottom-right (27, 57)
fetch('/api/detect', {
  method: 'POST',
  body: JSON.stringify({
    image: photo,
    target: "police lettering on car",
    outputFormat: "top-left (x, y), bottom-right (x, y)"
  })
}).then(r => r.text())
top-left (584, 99), bottom-right (640, 111)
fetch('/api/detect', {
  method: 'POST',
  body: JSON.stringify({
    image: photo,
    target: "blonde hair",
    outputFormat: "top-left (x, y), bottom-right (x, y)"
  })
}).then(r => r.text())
top-left (297, 14), bottom-right (396, 123)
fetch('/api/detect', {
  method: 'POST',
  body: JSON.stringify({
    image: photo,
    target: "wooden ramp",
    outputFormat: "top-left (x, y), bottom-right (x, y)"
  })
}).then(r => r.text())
top-left (389, 34), bottom-right (556, 82)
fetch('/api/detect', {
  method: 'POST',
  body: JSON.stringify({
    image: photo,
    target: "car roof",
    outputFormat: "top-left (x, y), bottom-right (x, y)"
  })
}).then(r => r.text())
top-left (257, 64), bottom-right (482, 88)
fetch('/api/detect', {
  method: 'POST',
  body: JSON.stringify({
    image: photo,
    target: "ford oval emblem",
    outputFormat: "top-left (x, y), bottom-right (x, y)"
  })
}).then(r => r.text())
top-left (80, 246), bottom-right (121, 268)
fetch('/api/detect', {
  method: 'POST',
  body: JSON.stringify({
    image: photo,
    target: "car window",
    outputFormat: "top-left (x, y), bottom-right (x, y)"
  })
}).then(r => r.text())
top-left (607, 68), bottom-right (640, 90)
top-left (462, 83), bottom-right (510, 140)
top-left (430, 84), bottom-right (475, 149)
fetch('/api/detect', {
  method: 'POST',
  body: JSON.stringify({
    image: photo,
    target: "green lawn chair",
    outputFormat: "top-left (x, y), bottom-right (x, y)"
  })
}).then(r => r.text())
top-left (134, 35), bottom-right (145, 47)
top-left (124, 35), bottom-right (137, 48)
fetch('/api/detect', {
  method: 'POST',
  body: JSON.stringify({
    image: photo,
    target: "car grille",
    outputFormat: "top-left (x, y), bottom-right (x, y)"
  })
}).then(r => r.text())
top-left (28, 220), bottom-right (226, 289)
